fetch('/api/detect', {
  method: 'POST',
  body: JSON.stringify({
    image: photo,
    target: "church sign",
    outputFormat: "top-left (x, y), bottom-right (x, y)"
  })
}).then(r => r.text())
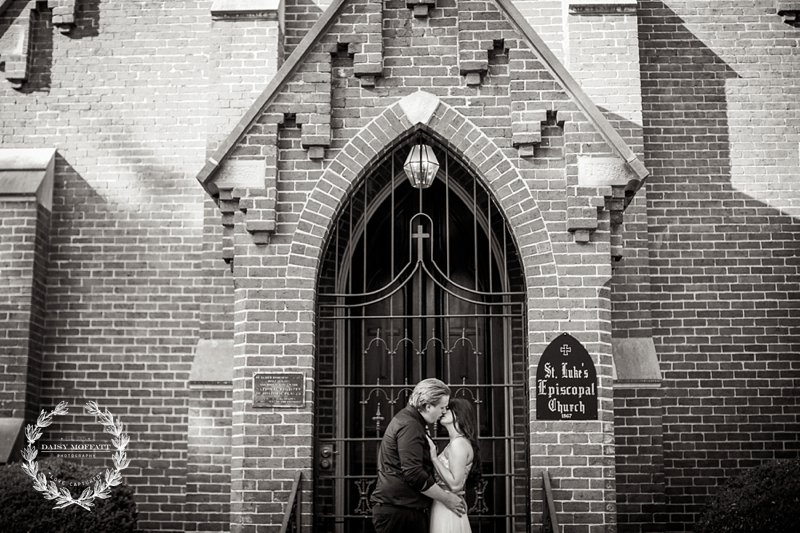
top-left (536, 333), bottom-right (598, 420)
top-left (253, 373), bottom-right (305, 408)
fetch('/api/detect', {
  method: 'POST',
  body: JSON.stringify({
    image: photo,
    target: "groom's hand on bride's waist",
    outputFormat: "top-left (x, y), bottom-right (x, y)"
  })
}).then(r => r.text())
top-left (443, 492), bottom-right (466, 516)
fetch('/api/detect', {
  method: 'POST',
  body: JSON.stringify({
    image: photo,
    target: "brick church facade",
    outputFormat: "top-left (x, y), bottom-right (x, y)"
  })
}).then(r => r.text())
top-left (1, 1), bottom-right (799, 532)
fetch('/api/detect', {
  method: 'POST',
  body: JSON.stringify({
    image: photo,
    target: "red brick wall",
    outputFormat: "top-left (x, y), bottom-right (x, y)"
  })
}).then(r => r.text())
top-left (217, 1), bottom-right (626, 530)
top-left (199, 3), bottom-right (284, 344)
top-left (567, 8), bottom-right (660, 530)
top-left (614, 386), bottom-right (665, 532)
top-left (186, 388), bottom-right (232, 532)
top-left (0, 199), bottom-right (34, 419)
top-left (284, 0), bottom-right (332, 58)
top-left (566, 6), bottom-right (652, 339)
top-left (0, 199), bottom-right (48, 421)
top-left (4, 1), bottom-right (795, 532)
top-left (200, 198), bottom-right (235, 341)
top-left (0, 1), bottom-right (213, 530)
top-left (514, 0), bottom-right (565, 60)
top-left (639, 0), bottom-right (800, 528)
top-left (28, 203), bottom-right (50, 420)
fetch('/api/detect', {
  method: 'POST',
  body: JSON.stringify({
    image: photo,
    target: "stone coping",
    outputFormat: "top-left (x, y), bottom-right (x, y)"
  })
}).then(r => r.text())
top-left (0, 418), bottom-right (24, 465)
top-left (570, 0), bottom-right (637, 5)
top-left (211, 0), bottom-right (281, 16)
top-left (578, 155), bottom-right (639, 189)
top-left (0, 148), bottom-right (56, 210)
top-left (189, 339), bottom-right (234, 386)
top-left (0, 147), bottom-right (55, 171)
top-left (569, 0), bottom-right (638, 14)
top-left (612, 337), bottom-right (662, 384)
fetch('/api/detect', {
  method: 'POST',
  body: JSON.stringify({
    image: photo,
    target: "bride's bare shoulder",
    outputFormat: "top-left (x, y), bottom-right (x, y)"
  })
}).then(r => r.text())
top-left (450, 437), bottom-right (473, 458)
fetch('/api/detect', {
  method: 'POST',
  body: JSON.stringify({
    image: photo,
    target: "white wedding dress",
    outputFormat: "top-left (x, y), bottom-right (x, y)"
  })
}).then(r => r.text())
top-left (429, 445), bottom-right (472, 533)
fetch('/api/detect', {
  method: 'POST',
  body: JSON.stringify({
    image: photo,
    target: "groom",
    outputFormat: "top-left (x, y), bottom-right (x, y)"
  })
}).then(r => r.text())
top-left (371, 378), bottom-right (466, 532)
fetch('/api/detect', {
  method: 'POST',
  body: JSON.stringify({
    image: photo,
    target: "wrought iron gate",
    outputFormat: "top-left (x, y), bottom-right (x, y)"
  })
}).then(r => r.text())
top-left (314, 137), bottom-right (529, 533)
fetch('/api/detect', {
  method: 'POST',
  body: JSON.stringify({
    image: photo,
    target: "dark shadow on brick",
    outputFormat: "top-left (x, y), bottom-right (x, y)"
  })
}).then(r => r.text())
top-left (64, 0), bottom-right (100, 39)
top-left (0, 0), bottom-right (99, 93)
top-left (23, 5), bottom-right (53, 93)
top-left (43, 150), bottom-right (198, 531)
top-left (586, 105), bottom-right (667, 532)
top-left (0, 1), bottom-right (53, 93)
top-left (635, 2), bottom-right (800, 531)
top-left (42, 153), bottom-right (108, 401)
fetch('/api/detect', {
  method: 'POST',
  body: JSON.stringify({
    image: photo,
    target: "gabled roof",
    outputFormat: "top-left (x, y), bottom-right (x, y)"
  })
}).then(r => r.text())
top-left (196, 0), bottom-right (648, 187)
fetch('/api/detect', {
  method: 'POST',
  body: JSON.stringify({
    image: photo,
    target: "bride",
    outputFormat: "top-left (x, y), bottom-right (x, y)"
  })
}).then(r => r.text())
top-left (426, 398), bottom-right (479, 533)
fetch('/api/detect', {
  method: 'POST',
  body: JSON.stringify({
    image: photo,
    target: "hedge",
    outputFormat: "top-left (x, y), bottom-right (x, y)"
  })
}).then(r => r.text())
top-left (0, 456), bottom-right (137, 533)
top-left (696, 459), bottom-right (800, 533)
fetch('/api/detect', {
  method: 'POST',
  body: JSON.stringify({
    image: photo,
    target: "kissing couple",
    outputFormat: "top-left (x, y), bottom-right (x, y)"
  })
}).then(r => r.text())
top-left (371, 378), bottom-right (479, 533)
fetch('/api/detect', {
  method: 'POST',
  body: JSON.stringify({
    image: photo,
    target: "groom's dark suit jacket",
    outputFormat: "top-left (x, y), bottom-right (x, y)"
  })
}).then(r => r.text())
top-left (371, 405), bottom-right (436, 510)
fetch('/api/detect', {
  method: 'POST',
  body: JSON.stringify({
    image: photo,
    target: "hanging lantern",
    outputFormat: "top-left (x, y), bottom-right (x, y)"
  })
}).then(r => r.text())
top-left (403, 142), bottom-right (439, 189)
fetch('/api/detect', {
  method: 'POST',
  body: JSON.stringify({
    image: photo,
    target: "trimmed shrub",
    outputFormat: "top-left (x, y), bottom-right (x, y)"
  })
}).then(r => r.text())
top-left (0, 456), bottom-right (137, 533)
top-left (696, 459), bottom-right (800, 533)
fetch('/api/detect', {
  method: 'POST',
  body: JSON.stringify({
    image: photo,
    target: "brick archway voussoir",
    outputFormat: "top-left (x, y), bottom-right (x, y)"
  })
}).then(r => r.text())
top-left (289, 92), bottom-right (555, 291)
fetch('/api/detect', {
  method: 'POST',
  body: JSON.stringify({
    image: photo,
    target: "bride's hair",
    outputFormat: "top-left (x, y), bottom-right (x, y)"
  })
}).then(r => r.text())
top-left (448, 397), bottom-right (481, 484)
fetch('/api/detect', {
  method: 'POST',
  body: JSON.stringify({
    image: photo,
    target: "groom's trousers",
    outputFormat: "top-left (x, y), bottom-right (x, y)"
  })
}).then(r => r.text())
top-left (372, 503), bottom-right (429, 533)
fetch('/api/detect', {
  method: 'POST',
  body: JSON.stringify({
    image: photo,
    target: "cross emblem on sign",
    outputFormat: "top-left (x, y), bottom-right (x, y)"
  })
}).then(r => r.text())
top-left (560, 344), bottom-right (571, 357)
top-left (411, 224), bottom-right (430, 260)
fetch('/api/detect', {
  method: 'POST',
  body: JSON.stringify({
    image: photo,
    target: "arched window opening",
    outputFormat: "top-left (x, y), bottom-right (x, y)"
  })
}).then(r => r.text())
top-left (314, 134), bottom-right (530, 533)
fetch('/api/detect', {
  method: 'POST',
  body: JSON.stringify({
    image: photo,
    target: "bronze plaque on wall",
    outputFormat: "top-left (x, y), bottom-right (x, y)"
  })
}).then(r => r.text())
top-left (536, 333), bottom-right (598, 420)
top-left (253, 373), bottom-right (305, 408)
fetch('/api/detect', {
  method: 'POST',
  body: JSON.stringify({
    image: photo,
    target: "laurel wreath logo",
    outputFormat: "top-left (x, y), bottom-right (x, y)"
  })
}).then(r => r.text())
top-left (21, 401), bottom-right (131, 510)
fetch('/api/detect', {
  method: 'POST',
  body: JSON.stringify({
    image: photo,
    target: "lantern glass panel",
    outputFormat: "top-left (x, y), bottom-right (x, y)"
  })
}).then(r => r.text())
top-left (403, 143), bottom-right (439, 188)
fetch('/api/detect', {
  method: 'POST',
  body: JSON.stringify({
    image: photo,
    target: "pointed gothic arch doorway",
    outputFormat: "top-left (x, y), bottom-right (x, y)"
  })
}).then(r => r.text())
top-left (314, 133), bottom-right (530, 533)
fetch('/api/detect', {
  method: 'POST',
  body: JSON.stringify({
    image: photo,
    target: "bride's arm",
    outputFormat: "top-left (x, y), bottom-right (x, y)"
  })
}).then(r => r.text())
top-left (426, 436), bottom-right (472, 492)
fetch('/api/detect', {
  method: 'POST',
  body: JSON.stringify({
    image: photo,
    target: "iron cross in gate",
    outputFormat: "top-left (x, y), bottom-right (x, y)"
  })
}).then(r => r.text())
top-left (411, 224), bottom-right (430, 260)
